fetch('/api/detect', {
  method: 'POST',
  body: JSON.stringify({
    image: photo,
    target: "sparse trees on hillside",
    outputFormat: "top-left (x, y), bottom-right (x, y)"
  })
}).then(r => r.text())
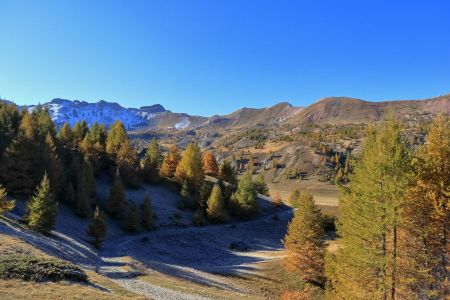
top-left (0, 186), bottom-right (15, 214)
top-left (202, 150), bottom-right (219, 177)
top-left (206, 185), bottom-right (228, 223)
top-left (159, 144), bottom-right (181, 179)
top-left (27, 173), bottom-right (58, 233)
top-left (87, 205), bottom-right (107, 248)
top-left (142, 139), bottom-right (163, 184)
top-left (283, 191), bottom-right (325, 288)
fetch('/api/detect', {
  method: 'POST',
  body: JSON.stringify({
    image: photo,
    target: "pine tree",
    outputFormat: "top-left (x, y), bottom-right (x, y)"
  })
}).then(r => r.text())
top-left (141, 194), bottom-right (153, 230)
top-left (398, 115), bottom-right (450, 299)
top-left (87, 205), bottom-right (107, 249)
top-left (202, 150), bottom-right (219, 177)
top-left (230, 171), bottom-right (259, 219)
top-left (0, 111), bottom-right (39, 195)
top-left (43, 133), bottom-right (64, 198)
top-left (254, 173), bottom-right (269, 196)
top-left (116, 141), bottom-right (140, 187)
top-left (107, 170), bottom-right (126, 218)
top-left (75, 158), bottom-right (95, 217)
top-left (57, 123), bottom-right (74, 148)
top-left (159, 144), bottom-right (181, 178)
top-left (73, 120), bottom-right (89, 146)
top-left (27, 173), bottom-right (58, 233)
top-left (32, 105), bottom-right (56, 139)
top-left (219, 160), bottom-right (237, 186)
top-left (330, 116), bottom-right (412, 299)
top-left (283, 191), bottom-right (325, 288)
top-left (142, 139), bottom-right (163, 184)
top-left (0, 186), bottom-right (15, 214)
top-left (175, 143), bottom-right (204, 192)
top-left (289, 189), bottom-right (301, 208)
top-left (0, 100), bottom-right (20, 156)
top-left (106, 120), bottom-right (128, 158)
top-left (122, 203), bottom-right (140, 233)
top-left (206, 185), bottom-right (228, 223)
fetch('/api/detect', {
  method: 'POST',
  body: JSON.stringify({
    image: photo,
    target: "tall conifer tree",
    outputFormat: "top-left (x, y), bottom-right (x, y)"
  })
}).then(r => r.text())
top-left (283, 191), bottom-right (325, 288)
top-left (159, 144), bottom-right (181, 179)
top-left (27, 173), bottom-right (58, 233)
top-left (330, 115), bottom-right (411, 299)
top-left (398, 115), bottom-right (450, 299)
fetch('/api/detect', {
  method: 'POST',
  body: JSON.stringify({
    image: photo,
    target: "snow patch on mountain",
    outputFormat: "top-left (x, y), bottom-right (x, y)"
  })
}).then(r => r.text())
top-left (175, 117), bottom-right (190, 129)
top-left (30, 99), bottom-right (166, 129)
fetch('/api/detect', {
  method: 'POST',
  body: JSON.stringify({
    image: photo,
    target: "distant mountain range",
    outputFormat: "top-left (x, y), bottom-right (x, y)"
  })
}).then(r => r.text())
top-left (16, 94), bottom-right (450, 130)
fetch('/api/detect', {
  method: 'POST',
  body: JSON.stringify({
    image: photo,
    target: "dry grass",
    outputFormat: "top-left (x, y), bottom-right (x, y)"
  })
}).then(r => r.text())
top-left (268, 176), bottom-right (340, 215)
top-left (0, 235), bottom-right (143, 299)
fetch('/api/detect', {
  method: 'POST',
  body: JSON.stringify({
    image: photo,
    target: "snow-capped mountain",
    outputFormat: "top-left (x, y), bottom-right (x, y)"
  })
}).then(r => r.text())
top-left (29, 98), bottom-right (167, 129)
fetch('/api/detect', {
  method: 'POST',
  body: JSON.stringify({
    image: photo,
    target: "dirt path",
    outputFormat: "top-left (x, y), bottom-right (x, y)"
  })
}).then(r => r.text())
top-left (0, 216), bottom-right (213, 300)
top-left (0, 203), bottom-right (292, 300)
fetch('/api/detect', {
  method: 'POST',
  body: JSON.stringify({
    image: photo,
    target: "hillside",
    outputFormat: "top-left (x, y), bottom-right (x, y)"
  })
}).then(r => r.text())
top-left (288, 94), bottom-right (450, 125)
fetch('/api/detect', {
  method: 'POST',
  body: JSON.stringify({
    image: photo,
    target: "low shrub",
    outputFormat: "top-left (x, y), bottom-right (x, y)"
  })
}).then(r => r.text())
top-left (0, 255), bottom-right (87, 282)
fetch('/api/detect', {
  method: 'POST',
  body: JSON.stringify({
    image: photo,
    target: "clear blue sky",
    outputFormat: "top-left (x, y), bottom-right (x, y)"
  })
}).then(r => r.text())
top-left (1, 0), bottom-right (449, 116)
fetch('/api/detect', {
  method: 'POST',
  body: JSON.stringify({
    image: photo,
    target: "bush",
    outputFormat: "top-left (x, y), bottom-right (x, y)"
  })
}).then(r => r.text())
top-left (0, 255), bottom-right (87, 282)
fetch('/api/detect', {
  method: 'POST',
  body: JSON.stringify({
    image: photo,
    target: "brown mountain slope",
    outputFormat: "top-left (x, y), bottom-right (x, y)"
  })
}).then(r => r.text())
top-left (288, 94), bottom-right (450, 125)
top-left (223, 102), bottom-right (304, 128)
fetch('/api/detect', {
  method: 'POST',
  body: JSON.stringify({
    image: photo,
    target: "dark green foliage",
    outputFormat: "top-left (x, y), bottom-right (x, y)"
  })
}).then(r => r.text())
top-left (141, 194), bottom-right (153, 230)
top-left (107, 170), bottom-right (126, 218)
top-left (192, 209), bottom-right (207, 226)
top-left (230, 172), bottom-right (259, 219)
top-left (254, 173), bottom-right (269, 196)
top-left (86, 205), bottom-right (107, 248)
top-left (0, 111), bottom-right (40, 195)
top-left (73, 120), bottom-right (89, 146)
top-left (27, 173), bottom-right (58, 233)
top-left (142, 139), bottom-right (163, 184)
top-left (122, 203), bottom-right (140, 233)
top-left (75, 158), bottom-right (96, 217)
top-left (206, 185), bottom-right (228, 223)
top-left (0, 100), bottom-right (20, 156)
top-left (219, 160), bottom-right (237, 186)
top-left (198, 181), bottom-right (214, 210)
top-left (0, 185), bottom-right (15, 214)
top-left (0, 255), bottom-right (87, 282)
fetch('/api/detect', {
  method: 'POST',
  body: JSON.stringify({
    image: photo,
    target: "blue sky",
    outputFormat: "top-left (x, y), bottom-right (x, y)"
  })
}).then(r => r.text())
top-left (0, 0), bottom-right (449, 116)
